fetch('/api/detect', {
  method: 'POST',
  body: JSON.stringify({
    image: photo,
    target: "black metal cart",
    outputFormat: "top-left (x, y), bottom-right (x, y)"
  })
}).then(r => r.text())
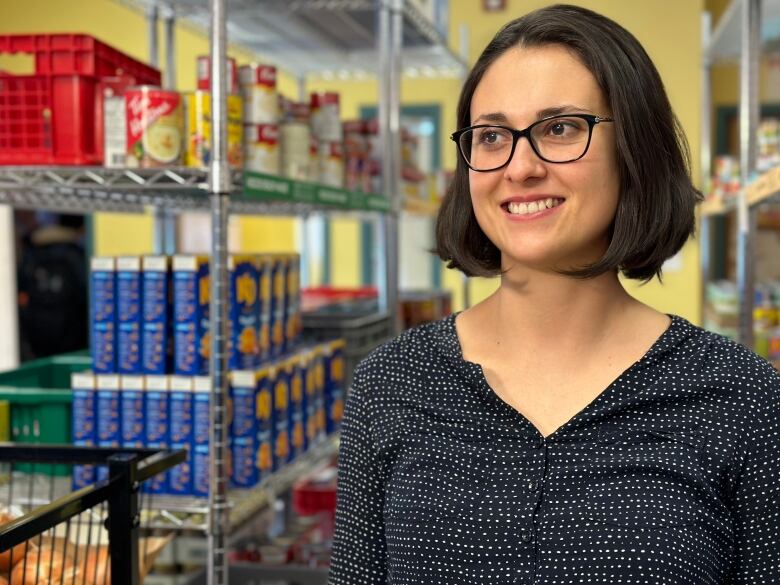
top-left (0, 444), bottom-right (185, 585)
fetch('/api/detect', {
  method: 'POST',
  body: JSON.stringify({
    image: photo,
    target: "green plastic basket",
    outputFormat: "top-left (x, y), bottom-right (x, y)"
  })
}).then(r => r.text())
top-left (0, 351), bottom-right (91, 475)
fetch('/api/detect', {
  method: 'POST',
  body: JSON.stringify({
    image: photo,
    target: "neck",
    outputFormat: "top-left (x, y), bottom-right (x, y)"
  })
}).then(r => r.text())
top-left (481, 266), bottom-right (641, 357)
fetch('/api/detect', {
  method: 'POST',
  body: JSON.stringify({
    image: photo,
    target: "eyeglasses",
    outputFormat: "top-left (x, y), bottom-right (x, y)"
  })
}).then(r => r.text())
top-left (451, 114), bottom-right (614, 172)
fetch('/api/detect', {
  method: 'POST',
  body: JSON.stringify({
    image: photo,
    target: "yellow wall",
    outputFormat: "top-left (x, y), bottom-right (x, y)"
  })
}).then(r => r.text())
top-left (2, 0), bottom-right (705, 323)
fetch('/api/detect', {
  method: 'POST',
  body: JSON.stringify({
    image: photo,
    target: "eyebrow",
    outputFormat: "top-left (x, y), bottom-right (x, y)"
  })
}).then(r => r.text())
top-left (472, 104), bottom-right (595, 125)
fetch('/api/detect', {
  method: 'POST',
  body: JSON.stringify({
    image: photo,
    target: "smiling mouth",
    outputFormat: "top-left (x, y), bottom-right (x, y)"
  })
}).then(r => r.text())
top-left (502, 198), bottom-right (565, 216)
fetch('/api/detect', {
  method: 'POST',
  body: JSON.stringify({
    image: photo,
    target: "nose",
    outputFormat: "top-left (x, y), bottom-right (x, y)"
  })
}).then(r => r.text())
top-left (503, 135), bottom-right (547, 182)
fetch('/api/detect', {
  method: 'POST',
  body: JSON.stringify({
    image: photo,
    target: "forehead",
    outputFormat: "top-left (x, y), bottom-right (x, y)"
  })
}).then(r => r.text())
top-left (471, 44), bottom-right (607, 123)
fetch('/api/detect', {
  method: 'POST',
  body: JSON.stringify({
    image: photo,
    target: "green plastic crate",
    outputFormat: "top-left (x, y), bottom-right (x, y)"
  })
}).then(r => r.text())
top-left (0, 352), bottom-right (91, 475)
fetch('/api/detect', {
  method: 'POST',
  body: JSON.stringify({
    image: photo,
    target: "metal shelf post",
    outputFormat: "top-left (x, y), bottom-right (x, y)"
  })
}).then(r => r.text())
top-left (736, 0), bottom-right (761, 347)
top-left (208, 1), bottom-right (231, 585)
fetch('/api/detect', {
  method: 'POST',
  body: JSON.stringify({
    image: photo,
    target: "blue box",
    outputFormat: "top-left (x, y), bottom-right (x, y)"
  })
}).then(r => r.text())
top-left (230, 435), bottom-right (258, 488)
top-left (268, 255), bottom-right (287, 359)
top-left (173, 255), bottom-right (210, 376)
top-left (312, 347), bottom-right (327, 438)
top-left (229, 256), bottom-right (260, 371)
top-left (192, 376), bottom-right (211, 498)
top-left (168, 376), bottom-right (194, 495)
top-left (288, 355), bottom-right (305, 460)
top-left (117, 257), bottom-right (143, 374)
top-left (230, 370), bottom-right (258, 439)
top-left (96, 374), bottom-right (121, 482)
top-left (142, 256), bottom-right (171, 375)
top-left (302, 350), bottom-right (318, 449)
top-left (272, 362), bottom-right (291, 469)
top-left (324, 339), bottom-right (346, 434)
top-left (255, 367), bottom-right (273, 480)
top-left (72, 372), bottom-right (96, 489)
top-left (120, 375), bottom-right (145, 448)
top-left (256, 256), bottom-right (273, 364)
top-left (91, 258), bottom-right (116, 374)
top-left (284, 254), bottom-right (301, 350)
top-left (144, 375), bottom-right (170, 494)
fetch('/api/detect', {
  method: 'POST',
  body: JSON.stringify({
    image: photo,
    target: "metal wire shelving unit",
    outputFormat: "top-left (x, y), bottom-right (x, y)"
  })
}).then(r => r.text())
top-left (700, 0), bottom-right (780, 347)
top-left (0, 2), bottom-right (466, 584)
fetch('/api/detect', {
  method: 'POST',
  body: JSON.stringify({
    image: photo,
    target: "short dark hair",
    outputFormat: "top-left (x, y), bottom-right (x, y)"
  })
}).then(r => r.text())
top-left (435, 4), bottom-right (702, 282)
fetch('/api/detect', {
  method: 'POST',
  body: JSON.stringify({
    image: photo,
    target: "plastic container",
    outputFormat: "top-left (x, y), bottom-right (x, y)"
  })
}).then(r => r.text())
top-left (0, 352), bottom-right (91, 474)
top-left (0, 34), bottom-right (161, 165)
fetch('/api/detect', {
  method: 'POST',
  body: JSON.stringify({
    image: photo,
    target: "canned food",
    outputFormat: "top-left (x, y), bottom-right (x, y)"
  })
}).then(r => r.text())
top-left (197, 56), bottom-right (238, 94)
top-left (244, 124), bottom-right (280, 175)
top-left (310, 92), bottom-right (342, 141)
top-left (319, 141), bottom-right (345, 188)
top-left (281, 121), bottom-right (312, 181)
top-left (126, 87), bottom-right (184, 168)
top-left (239, 64), bottom-right (278, 124)
top-left (185, 91), bottom-right (243, 168)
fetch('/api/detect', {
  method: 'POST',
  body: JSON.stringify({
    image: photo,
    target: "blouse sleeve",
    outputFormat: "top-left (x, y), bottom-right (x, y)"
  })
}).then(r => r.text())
top-left (328, 372), bottom-right (388, 584)
top-left (728, 379), bottom-right (780, 583)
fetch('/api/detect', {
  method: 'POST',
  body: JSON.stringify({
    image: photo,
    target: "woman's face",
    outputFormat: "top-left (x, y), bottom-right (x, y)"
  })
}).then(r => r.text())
top-left (468, 44), bottom-right (620, 274)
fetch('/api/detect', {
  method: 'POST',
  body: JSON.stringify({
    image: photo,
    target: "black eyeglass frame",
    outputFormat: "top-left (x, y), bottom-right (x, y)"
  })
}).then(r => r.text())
top-left (451, 113), bottom-right (615, 171)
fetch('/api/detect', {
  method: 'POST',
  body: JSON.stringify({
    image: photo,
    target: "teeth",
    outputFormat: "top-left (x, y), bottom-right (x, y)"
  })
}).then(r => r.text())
top-left (506, 198), bottom-right (562, 215)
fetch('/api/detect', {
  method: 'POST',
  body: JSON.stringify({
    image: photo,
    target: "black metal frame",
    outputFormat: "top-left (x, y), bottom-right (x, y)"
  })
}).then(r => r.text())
top-left (0, 444), bottom-right (186, 585)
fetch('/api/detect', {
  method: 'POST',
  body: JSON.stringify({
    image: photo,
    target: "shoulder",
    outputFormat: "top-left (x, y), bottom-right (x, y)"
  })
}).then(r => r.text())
top-left (678, 319), bottom-right (780, 418)
top-left (352, 316), bottom-right (456, 388)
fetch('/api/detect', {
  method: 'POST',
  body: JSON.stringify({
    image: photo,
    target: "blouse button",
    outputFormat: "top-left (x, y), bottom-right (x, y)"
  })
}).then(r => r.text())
top-left (528, 479), bottom-right (539, 493)
top-left (520, 528), bottom-right (533, 543)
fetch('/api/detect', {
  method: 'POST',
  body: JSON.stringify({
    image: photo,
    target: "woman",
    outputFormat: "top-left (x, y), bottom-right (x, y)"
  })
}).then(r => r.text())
top-left (328, 5), bottom-right (780, 584)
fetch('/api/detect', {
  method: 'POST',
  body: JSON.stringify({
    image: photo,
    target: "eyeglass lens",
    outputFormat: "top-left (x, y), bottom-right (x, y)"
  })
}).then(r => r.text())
top-left (459, 116), bottom-right (592, 169)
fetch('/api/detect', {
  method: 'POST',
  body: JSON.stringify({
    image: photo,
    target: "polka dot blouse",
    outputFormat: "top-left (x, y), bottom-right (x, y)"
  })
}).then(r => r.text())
top-left (327, 314), bottom-right (780, 584)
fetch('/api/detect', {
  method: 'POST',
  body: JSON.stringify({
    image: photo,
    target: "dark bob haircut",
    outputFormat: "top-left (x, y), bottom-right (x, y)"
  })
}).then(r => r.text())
top-left (434, 4), bottom-right (702, 282)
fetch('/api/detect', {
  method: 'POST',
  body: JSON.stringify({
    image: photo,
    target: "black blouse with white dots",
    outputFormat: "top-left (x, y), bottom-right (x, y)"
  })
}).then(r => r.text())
top-left (327, 314), bottom-right (780, 585)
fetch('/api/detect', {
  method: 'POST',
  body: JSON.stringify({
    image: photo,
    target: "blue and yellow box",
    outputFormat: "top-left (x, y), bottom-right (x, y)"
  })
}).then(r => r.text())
top-left (168, 375), bottom-right (194, 495)
top-left (230, 370), bottom-right (258, 439)
top-left (302, 350), bottom-right (319, 449)
top-left (192, 376), bottom-right (211, 498)
top-left (323, 339), bottom-right (346, 434)
top-left (96, 374), bottom-right (121, 481)
top-left (255, 367), bottom-right (273, 481)
top-left (71, 372), bottom-right (96, 489)
top-left (284, 254), bottom-right (301, 351)
top-left (288, 354), bottom-right (305, 459)
top-left (173, 255), bottom-right (210, 375)
top-left (230, 435), bottom-right (258, 488)
top-left (268, 255), bottom-right (287, 359)
top-left (256, 255), bottom-right (273, 364)
top-left (229, 256), bottom-right (259, 370)
top-left (91, 257), bottom-right (116, 374)
top-left (120, 375), bottom-right (145, 448)
top-left (142, 256), bottom-right (171, 375)
top-left (144, 374), bottom-right (170, 494)
top-left (272, 363), bottom-right (291, 470)
top-left (117, 257), bottom-right (143, 374)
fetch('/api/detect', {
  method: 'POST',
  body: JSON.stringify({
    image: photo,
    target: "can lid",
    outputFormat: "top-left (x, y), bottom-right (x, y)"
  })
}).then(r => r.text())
top-left (231, 370), bottom-right (257, 387)
top-left (91, 257), bottom-right (116, 271)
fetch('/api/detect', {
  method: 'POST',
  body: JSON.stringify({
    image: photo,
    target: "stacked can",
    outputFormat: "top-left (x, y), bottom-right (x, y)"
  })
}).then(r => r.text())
top-left (197, 56), bottom-right (239, 94)
top-left (91, 258), bottom-right (117, 374)
top-left (95, 374), bottom-right (121, 481)
top-left (344, 120), bottom-right (372, 192)
top-left (280, 102), bottom-right (314, 181)
top-left (310, 92), bottom-right (344, 188)
top-left (120, 375), bottom-right (145, 449)
top-left (184, 91), bottom-right (244, 169)
top-left (117, 257), bottom-right (143, 374)
top-left (240, 64), bottom-right (280, 175)
top-left (125, 87), bottom-right (184, 168)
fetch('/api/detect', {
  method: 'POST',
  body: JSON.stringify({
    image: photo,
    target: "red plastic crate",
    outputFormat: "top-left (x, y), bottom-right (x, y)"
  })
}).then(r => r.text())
top-left (0, 34), bottom-right (161, 165)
